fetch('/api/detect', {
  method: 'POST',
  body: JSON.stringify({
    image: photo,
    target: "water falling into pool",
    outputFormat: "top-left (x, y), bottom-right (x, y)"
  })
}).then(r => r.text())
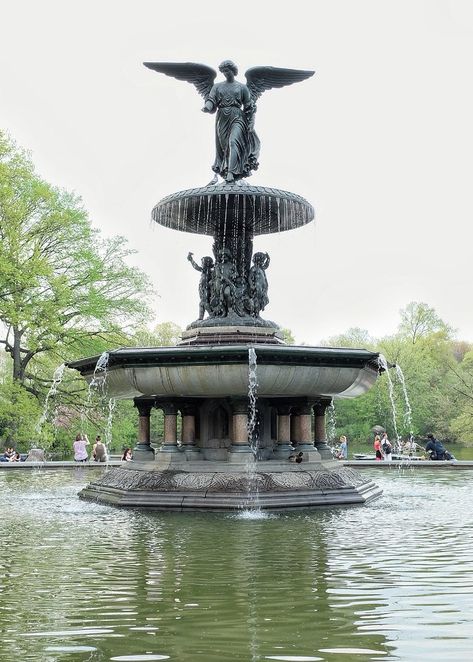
top-left (378, 354), bottom-right (401, 451)
top-left (247, 347), bottom-right (258, 456)
top-left (326, 400), bottom-right (337, 445)
top-left (81, 351), bottom-right (110, 433)
top-left (104, 397), bottom-right (116, 460)
top-left (37, 362), bottom-right (66, 432)
top-left (395, 364), bottom-right (414, 441)
top-left (242, 347), bottom-right (260, 513)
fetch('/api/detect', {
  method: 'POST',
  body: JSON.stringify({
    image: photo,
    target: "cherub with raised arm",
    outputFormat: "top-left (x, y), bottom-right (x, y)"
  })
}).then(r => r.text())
top-left (144, 60), bottom-right (314, 183)
top-left (187, 252), bottom-right (214, 320)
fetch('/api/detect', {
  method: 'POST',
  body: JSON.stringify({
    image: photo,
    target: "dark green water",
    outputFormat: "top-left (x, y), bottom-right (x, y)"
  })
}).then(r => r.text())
top-left (1, 468), bottom-right (472, 661)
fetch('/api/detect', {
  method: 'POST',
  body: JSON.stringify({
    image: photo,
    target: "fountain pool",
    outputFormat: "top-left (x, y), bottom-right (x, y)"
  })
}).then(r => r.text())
top-left (1, 468), bottom-right (472, 661)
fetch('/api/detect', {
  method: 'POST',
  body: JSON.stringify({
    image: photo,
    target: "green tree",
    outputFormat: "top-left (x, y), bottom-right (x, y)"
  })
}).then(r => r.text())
top-left (320, 306), bottom-right (462, 446)
top-left (279, 327), bottom-right (295, 345)
top-left (321, 327), bottom-right (375, 349)
top-left (131, 321), bottom-right (182, 347)
top-left (0, 131), bottom-right (153, 398)
top-left (448, 349), bottom-right (473, 442)
top-left (398, 301), bottom-right (452, 344)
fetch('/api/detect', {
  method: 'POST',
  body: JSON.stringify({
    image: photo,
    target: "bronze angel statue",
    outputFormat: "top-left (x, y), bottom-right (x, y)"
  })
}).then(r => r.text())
top-left (144, 60), bottom-right (314, 183)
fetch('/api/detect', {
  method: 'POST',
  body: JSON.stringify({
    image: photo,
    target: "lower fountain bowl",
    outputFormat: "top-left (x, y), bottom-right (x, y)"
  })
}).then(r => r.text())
top-left (79, 459), bottom-right (382, 511)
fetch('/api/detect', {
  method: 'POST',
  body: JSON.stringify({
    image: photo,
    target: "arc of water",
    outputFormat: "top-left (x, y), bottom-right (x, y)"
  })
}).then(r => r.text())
top-left (104, 397), bottom-right (116, 460)
top-left (327, 401), bottom-right (337, 444)
top-left (81, 352), bottom-right (110, 433)
top-left (36, 362), bottom-right (67, 433)
top-left (244, 346), bottom-right (260, 512)
top-left (378, 354), bottom-right (401, 451)
top-left (395, 365), bottom-right (414, 441)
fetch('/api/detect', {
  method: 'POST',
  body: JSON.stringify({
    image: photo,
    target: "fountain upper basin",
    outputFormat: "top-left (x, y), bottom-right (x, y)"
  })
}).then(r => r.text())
top-left (152, 182), bottom-right (314, 235)
top-left (68, 345), bottom-right (380, 400)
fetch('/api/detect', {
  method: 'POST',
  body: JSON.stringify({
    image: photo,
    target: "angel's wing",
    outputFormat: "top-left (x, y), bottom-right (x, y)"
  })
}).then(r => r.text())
top-left (143, 62), bottom-right (217, 99)
top-left (245, 66), bottom-right (315, 101)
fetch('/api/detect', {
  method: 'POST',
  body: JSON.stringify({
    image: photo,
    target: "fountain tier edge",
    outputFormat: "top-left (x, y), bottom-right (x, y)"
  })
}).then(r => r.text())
top-left (68, 345), bottom-right (380, 400)
top-left (152, 183), bottom-right (314, 235)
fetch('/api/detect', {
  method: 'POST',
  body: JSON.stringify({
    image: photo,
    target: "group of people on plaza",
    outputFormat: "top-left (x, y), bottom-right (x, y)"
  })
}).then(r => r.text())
top-left (330, 430), bottom-right (454, 462)
top-left (73, 434), bottom-right (108, 463)
top-left (72, 434), bottom-right (133, 463)
top-left (0, 447), bottom-right (23, 462)
top-left (373, 431), bottom-right (454, 461)
top-left (373, 432), bottom-right (394, 461)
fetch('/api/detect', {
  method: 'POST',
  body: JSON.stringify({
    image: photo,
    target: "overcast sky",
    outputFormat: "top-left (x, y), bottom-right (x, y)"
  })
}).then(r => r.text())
top-left (2, 0), bottom-right (473, 344)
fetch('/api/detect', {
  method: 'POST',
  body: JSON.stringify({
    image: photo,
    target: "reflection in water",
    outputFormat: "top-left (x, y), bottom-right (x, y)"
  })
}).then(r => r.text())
top-left (0, 469), bottom-right (472, 660)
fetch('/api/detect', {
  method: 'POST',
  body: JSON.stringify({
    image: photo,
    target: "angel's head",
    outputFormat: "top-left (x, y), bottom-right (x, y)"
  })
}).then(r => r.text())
top-left (219, 60), bottom-right (238, 79)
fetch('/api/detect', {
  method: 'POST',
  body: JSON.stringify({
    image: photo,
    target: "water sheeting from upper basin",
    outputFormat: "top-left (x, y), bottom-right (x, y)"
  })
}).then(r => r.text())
top-left (152, 183), bottom-right (314, 236)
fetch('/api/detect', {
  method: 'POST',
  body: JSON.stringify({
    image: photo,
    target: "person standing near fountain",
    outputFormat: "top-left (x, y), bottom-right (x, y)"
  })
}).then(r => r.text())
top-left (374, 435), bottom-right (382, 461)
top-left (381, 433), bottom-right (393, 461)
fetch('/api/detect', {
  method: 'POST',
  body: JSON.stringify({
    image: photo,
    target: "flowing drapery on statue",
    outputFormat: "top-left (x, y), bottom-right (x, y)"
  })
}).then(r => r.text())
top-left (144, 60), bottom-right (314, 182)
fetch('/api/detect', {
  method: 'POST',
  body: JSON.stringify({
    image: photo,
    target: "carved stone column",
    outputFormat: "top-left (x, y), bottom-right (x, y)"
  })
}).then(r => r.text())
top-left (294, 404), bottom-right (314, 452)
top-left (160, 402), bottom-right (179, 453)
top-left (133, 398), bottom-right (155, 462)
top-left (228, 398), bottom-right (252, 462)
top-left (180, 403), bottom-right (201, 457)
top-left (273, 404), bottom-right (293, 458)
top-left (313, 399), bottom-right (334, 459)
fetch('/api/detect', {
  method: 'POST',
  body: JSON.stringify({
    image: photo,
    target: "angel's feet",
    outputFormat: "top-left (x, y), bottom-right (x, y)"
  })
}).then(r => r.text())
top-left (225, 172), bottom-right (235, 183)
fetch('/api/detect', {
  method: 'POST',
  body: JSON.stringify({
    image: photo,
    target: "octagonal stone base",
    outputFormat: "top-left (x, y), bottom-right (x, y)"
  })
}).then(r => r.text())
top-left (79, 457), bottom-right (381, 511)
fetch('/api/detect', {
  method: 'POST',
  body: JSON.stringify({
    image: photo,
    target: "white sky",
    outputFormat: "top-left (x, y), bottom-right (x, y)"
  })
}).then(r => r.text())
top-left (2, 0), bottom-right (473, 344)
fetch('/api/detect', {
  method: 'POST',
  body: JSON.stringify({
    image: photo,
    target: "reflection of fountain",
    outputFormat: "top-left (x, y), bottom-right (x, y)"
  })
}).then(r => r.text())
top-left (68, 58), bottom-right (384, 509)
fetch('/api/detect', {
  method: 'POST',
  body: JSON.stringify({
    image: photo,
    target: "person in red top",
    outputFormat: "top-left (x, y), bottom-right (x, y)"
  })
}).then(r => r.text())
top-left (374, 434), bottom-right (382, 461)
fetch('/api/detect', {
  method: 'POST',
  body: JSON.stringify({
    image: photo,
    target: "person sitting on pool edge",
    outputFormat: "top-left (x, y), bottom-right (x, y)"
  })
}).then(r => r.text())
top-left (425, 433), bottom-right (454, 461)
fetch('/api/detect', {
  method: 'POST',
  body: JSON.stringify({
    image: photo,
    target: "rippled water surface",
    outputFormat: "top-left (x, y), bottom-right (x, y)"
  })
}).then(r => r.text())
top-left (1, 467), bottom-right (473, 661)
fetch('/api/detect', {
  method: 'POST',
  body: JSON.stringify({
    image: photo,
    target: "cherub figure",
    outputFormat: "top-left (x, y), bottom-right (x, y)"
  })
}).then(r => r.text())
top-left (144, 60), bottom-right (314, 182)
top-left (211, 247), bottom-right (238, 317)
top-left (248, 252), bottom-right (270, 316)
top-left (187, 252), bottom-right (214, 320)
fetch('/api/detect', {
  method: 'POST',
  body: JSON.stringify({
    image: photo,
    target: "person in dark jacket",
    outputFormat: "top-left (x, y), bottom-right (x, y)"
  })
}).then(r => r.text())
top-left (425, 434), bottom-right (453, 460)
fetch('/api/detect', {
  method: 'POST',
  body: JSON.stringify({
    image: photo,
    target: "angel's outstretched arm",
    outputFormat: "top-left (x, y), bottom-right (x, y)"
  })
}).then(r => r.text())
top-left (202, 84), bottom-right (218, 114)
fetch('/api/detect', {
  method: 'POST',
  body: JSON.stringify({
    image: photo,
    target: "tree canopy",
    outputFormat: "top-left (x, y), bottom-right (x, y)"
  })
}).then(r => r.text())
top-left (0, 130), bottom-right (155, 447)
top-left (0, 130), bottom-right (153, 392)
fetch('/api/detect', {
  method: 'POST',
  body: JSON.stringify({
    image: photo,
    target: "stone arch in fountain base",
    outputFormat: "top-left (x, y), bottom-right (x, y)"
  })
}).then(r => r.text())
top-left (79, 459), bottom-right (382, 511)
